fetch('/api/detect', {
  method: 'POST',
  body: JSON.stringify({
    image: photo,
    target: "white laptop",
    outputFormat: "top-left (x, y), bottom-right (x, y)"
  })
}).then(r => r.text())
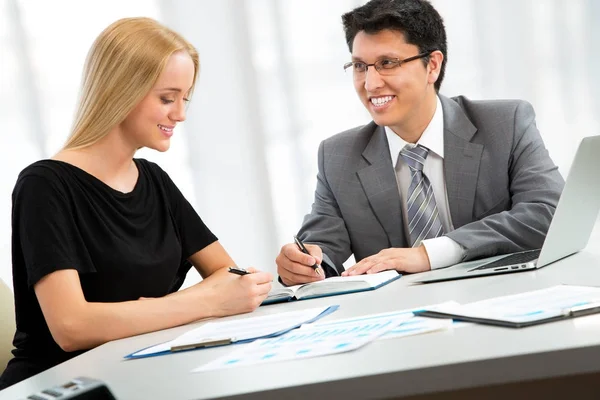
top-left (415, 135), bottom-right (600, 284)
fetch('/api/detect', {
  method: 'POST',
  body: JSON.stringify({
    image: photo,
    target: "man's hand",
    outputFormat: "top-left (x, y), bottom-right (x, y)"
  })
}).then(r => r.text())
top-left (342, 246), bottom-right (431, 276)
top-left (276, 243), bottom-right (325, 286)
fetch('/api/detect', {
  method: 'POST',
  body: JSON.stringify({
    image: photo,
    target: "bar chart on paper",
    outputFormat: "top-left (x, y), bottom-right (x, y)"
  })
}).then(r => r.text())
top-left (309, 301), bottom-right (462, 341)
top-left (192, 313), bottom-right (412, 372)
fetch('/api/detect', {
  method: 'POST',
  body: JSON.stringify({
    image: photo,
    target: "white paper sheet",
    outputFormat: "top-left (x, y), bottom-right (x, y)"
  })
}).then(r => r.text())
top-left (131, 306), bottom-right (333, 357)
top-left (192, 313), bottom-right (412, 372)
top-left (307, 301), bottom-right (459, 339)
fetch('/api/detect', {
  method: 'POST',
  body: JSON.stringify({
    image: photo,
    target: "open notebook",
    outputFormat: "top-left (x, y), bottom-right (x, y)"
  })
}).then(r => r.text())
top-left (264, 270), bottom-right (401, 305)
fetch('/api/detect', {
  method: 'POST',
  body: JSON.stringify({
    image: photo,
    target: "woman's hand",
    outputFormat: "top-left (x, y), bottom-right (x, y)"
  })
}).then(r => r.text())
top-left (199, 267), bottom-right (273, 317)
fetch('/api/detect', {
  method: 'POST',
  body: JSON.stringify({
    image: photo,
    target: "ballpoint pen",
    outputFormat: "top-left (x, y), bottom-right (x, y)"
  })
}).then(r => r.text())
top-left (293, 235), bottom-right (324, 276)
top-left (228, 266), bottom-right (250, 276)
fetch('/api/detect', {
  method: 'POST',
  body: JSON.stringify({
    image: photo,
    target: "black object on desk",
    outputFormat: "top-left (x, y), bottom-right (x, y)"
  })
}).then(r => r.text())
top-left (20, 377), bottom-right (117, 400)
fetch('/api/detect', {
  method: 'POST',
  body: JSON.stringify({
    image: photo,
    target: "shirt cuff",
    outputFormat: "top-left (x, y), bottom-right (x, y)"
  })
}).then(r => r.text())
top-left (421, 236), bottom-right (465, 270)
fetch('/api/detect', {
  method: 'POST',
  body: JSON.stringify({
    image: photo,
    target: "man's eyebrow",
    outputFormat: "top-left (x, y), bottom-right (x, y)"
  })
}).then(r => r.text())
top-left (351, 54), bottom-right (400, 61)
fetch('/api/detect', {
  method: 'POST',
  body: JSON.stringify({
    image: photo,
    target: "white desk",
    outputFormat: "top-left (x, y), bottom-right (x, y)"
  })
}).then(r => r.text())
top-left (2, 232), bottom-right (600, 399)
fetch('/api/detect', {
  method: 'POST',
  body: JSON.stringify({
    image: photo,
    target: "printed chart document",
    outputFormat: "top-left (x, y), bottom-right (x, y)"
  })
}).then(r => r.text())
top-left (379, 302), bottom-right (460, 338)
top-left (417, 285), bottom-right (600, 328)
top-left (310, 302), bottom-right (459, 340)
top-left (192, 312), bottom-right (413, 372)
top-left (264, 270), bottom-right (401, 305)
top-left (384, 316), bottom-right (454, 337)
top-left (125, 305), bottom-right (338, 359)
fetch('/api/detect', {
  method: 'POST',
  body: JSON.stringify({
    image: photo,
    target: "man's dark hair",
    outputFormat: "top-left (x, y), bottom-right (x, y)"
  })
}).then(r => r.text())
top-left (342, 0), bottom-right (447, 92)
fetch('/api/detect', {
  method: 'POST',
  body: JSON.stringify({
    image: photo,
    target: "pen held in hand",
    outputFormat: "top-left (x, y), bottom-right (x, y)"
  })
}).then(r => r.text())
top-left (228, 266), bottom-right (251, 276)
top-left (293, 236), bottom-right (324, 276)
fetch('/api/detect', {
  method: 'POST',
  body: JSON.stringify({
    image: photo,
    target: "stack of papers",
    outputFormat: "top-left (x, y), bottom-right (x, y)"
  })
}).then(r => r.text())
top-left (125, 305), bottom-right (338, 359)
top-left (191, 302), bottom-right (464, 372)
top-left (193, 312), bottom-right (412, 372)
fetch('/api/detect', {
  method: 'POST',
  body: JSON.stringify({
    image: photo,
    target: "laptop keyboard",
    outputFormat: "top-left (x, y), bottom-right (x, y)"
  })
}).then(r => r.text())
top-left (470, 249), bottom-right (541, 271)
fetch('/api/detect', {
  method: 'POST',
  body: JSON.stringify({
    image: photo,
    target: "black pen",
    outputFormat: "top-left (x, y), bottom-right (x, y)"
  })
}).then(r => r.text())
top-left (293, 236), bottom-right (323, 276)
top-left (228, 266), bottom-right (250, 276)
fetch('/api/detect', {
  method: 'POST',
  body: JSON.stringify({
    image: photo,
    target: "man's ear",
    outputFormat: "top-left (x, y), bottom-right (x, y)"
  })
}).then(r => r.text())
top-left (427, 50), bottom-right (444, 85)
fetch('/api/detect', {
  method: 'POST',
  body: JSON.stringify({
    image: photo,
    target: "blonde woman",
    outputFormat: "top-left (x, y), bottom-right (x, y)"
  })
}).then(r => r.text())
top-left (0, 17), bottom-right (272, 389)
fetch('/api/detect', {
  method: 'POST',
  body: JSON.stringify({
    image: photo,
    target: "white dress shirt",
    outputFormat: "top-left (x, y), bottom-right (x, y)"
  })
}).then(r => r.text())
top-left (384, 96), bottom-right (465, 269)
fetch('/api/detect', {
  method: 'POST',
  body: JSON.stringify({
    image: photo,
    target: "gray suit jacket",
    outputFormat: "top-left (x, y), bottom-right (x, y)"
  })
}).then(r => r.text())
top-left (298, 95), bottom-right (565, 276)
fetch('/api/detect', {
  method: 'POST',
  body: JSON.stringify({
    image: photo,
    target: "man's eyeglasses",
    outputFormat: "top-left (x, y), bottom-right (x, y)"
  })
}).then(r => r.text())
top-left (343, 50), bottom-right (436, 79)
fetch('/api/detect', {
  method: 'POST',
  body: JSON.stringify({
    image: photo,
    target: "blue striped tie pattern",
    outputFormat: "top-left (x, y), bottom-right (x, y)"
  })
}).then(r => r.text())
top-left (399, 144), bottom-right (444, 247)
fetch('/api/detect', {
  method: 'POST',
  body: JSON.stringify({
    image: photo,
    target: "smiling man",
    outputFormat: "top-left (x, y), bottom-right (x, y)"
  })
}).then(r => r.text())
top-left (275, 0), bottom-right (564, 285)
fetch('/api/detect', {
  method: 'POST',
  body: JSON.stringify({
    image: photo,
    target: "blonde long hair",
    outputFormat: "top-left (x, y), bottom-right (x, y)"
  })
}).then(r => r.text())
top-left (64, 17), bottom-right (199, 150)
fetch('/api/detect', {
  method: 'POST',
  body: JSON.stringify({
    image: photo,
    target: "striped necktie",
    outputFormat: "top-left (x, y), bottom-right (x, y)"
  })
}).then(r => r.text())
top-left (399, 144), bottom-right (444, 247)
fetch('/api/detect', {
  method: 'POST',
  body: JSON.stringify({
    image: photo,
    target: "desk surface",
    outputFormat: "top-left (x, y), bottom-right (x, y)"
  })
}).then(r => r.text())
top-left (2, 232), bottom-right (600, 400)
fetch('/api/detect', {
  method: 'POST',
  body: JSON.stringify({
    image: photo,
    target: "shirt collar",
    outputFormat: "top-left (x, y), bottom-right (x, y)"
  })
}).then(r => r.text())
top-left (385, 96), bottom-right (444, 168)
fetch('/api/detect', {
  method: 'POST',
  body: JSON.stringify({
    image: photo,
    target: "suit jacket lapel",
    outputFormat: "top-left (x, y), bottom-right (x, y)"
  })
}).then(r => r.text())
top-left (440, 95), bottom-right (484, 229)
top-left (356, 124), bottom-right (406, 247)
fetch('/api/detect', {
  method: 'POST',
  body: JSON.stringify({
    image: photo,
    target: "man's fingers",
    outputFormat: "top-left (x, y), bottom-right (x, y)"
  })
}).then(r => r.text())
top-left (278, 247), bottom-right (323, 278)
top-left (276, 243), bottom-right (325, 286)
top-left (280, 271), bottom-right (320, 286)
top-left (345, 256), bottom-right (378, 276)
top-left (279, 263), bottom-right (323, 285)
top-left (304, 244), bottom-right (323, 264)
top-left (280, 275), bottom-right (296, 286)
top-left (366, 262), bottom-right (393, 274)
top-left (282, 243), bottom-right (318, 266)
top-left (345, 263), bottom-right (372, 276)
top-left (287, 261), bottom-right (323, 278)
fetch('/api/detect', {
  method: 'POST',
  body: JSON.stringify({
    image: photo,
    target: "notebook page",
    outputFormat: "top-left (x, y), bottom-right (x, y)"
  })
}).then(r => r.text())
top-left (294, 270), bottom-right (399, 299)
top-left (301, 270), bottom-right (399, 289)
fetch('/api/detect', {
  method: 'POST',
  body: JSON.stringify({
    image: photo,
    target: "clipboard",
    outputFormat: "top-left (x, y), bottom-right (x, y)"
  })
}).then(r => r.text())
top-left (125, 305), bottom-right (339, 359)
top-left (415, 285), bottom-right (600, 328)
top-left (170, 337), bottom-right (235, 352)
top-left (417, 301), bottom-right (600, 328)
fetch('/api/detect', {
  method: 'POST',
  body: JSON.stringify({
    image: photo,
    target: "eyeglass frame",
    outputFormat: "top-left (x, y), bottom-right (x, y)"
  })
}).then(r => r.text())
top-left (343, 50), bottom-right (438, 78)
